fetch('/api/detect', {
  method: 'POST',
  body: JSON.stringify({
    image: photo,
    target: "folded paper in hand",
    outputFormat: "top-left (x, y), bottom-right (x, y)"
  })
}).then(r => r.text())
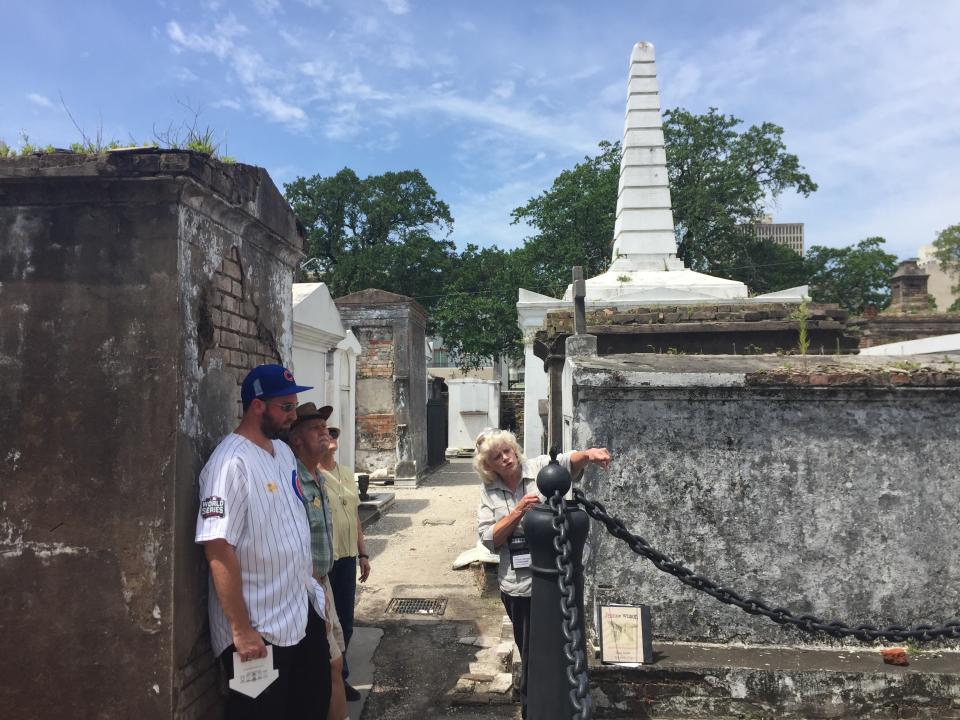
top-left (229, 646), bottom-right (279, 698)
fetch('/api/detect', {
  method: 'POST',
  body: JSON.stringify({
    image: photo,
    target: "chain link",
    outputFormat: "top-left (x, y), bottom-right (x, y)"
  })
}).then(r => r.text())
top-left (573, 488), bottom-right (960, 644)
top-left (548, 491), bottom-right (593, 720)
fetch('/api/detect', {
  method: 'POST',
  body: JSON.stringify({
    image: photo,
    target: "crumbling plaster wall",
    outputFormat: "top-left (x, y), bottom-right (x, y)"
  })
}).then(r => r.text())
top-left (336, 293), bottom-right (428, 481)
top-left (0, 150), bottom-right (303, 719)
top-left (565, 354), bottom-right (960, 646)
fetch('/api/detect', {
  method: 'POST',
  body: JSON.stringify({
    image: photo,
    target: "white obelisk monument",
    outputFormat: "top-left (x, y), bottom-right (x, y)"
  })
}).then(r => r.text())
top-left (564, 41), bottom-right (749, 301)
top-left (517, 42), bottom-right (804, 455)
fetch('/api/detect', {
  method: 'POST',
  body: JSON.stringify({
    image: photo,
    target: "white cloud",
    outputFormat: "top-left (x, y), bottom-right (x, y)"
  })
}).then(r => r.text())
top-left (299, 60), bottom-right (334, 80)
top-left (278, 28), bottom-right (302, 48)
top-left (663, 62), bottom-right (701, 106)
top-left (166, 16), bottom-right (247, 59)
top-left (231, 46), bottom-right (273, 84)
top-left (166, 15), bottom-right (306, 128)
top-left (176, 67), bottom-right (199, 82)
top-left (390, 44), bottom-right (423, 70)
top-left (253, 0), bottom-right (281, 16)
top-left (213, 98), bottom-right (243, 110)
top-left (339, 70), bottom-right (390, 100)
top-left (408, 93), bottom-right (596, 155)
top-left (490, 80), bottom-right (515, 102)
top-left (27, 93), bottom-right (54, 109)
top-left (649, 0), bottom-right (960, 254)
top-left (324, 102), bottom-right (361, 139)
top-left (248, 86), bottom-right (307, 126)
top-left (382, 0), bottom-right (410, 15)
top-left (449, 178), bottom-right (546, 250)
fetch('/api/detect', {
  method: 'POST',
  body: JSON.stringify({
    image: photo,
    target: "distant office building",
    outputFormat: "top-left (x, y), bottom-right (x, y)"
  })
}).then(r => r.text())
top-left (917, 244), bottom-right (959, 312)
top-left (746, 215), bottom-right (804, 255)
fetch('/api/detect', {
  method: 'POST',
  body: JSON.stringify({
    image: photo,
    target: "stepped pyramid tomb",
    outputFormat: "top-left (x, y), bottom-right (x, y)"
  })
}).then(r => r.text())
top-left (517, 41), bottom-right (808, 455)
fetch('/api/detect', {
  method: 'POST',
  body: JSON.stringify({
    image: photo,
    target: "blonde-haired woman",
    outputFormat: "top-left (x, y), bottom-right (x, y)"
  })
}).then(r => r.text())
top-left (475, 429), bottom-right (610, 719)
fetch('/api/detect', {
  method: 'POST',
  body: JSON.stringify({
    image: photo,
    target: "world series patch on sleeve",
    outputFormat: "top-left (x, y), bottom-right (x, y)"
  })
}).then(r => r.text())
top-left (201, 496), bottom-right (225, 518)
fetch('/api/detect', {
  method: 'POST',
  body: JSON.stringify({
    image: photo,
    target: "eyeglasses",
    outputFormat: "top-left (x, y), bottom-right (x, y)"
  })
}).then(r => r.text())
top-left (264, 400), bottom-right (296, 412)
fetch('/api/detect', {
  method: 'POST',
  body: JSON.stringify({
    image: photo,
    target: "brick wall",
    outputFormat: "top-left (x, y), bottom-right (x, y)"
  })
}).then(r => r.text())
top-left (356, 327), bottom-right (395, 378)
top-left (853, 314), bottom-right (960, 348)
top-left (205, 246), bottom-right (283, 417)
top-left (357, 413), bottom-right (396, 450)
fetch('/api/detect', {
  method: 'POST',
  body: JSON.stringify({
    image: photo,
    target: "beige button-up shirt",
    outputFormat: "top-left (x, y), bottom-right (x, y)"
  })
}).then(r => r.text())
top-left (477, 452), bottom-right (572, 597)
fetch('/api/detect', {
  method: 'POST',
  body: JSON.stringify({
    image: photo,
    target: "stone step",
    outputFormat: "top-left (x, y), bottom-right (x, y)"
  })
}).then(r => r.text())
top-left (589, 642), bottom-right (960, 719)
top-left (450, 615), bottom-right (520, 706)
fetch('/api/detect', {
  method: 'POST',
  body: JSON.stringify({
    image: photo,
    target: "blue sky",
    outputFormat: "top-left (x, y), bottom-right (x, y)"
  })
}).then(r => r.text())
top-left (4, 0), bottom-right (959, 261)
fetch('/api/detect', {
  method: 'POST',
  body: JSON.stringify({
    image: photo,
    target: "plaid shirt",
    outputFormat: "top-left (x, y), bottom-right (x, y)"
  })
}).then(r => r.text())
top-left (298, 460), bottom-right (335, 578)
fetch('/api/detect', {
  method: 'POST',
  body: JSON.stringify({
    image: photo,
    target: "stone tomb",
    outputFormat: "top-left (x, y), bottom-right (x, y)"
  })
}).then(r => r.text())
top-left (335, 289), bottom-right (428, 486)
top-left (562, 352), bottom-right (960, 717)
top-left (0, 149), bottom-right (304, 719)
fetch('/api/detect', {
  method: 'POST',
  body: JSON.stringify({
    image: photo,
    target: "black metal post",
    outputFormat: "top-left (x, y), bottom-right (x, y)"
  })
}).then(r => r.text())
top-left (522, 456), bottom-right (590, 720)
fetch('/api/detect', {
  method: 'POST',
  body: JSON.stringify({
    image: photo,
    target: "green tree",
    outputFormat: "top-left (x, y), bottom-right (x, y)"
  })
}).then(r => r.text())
top-left (431, 245), bottom-right (529, 370)
top-left (719, 238), bottom-right (809, 296)
top-left (663, 107), bottom-right (818, 275)
top-left (284, 168), bottom-right (456, 308)
top-left (806, 237), bottom-right (898, 314)
top-left (932, 223), bottom-right (960, 311)
top-left (510, 109), bottom-right (817, 298)
top-left (510, 140), bottom-right (620, 292)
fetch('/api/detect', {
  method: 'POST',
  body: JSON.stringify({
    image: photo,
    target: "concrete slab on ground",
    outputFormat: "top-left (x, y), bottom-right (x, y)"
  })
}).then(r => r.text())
top-left (344, 626), bottom-right (383, 719)
top-left (358, 491), bottom-right (395, 528)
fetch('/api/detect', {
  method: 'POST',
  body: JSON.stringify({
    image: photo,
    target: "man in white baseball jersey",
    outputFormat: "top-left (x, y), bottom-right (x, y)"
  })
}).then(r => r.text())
top-left (195, 364), bottom-right (331, 719)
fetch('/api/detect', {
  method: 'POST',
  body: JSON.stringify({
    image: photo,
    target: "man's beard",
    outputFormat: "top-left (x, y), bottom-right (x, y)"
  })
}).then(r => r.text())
top-left (261, 414), bottom-right (290, 440)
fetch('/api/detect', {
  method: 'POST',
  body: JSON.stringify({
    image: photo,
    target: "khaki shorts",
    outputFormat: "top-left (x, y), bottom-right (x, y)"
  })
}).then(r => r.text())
top-left (320, 574), bottom-right (346, 661)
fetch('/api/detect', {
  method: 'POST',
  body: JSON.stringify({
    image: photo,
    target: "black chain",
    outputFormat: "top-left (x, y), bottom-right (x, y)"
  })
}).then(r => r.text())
top-left (573, 488), bottom-right (960, 643)
top-left (548, 491), bottom-right (593, 720)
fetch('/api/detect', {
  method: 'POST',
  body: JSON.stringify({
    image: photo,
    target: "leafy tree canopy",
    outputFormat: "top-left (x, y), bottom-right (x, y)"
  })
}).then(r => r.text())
top-left (932, 223), bottom-right (960, 312)
top-left (663, 107), bottom-right (818, 274)
top-left (727, 239), bottom-right (810, 296)
top-left (284, 168), bottom-right (456, 309)
top-left (806, 237), bottom-right (898, 314)
top-left (283, 108), bottom-right (835, 368)
top-left (932, 223), bottom-right (960, 271)
top-left (430, 245), bottom-right (529, 370)
top-left (510, 140), bottom-right (620, 292)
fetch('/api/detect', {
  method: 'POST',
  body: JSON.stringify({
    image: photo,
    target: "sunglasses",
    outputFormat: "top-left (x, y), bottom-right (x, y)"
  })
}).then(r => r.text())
top-left (263, 400), bottom-right (296, 412)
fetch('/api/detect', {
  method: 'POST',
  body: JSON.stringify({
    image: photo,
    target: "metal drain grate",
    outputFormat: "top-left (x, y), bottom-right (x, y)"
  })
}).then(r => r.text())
top-left (385, 597), bottom-right (448, 616)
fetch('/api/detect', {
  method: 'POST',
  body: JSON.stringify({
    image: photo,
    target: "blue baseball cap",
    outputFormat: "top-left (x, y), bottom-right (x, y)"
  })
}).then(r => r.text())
top-left (241, 364), bottom-right (313, 408)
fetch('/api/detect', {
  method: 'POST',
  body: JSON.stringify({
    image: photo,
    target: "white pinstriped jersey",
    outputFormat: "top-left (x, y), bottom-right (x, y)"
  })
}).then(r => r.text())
top-left (195, 433), bottom-right (314, 657)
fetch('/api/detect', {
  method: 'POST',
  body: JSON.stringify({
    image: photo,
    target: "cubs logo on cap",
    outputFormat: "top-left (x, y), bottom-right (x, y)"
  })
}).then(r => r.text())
top-left (241, 364), bottom-right (313, 408)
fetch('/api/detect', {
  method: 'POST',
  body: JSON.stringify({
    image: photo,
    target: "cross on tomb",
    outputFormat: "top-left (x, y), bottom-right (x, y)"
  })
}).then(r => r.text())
top-left (572, 266), bottom-right (586, 335)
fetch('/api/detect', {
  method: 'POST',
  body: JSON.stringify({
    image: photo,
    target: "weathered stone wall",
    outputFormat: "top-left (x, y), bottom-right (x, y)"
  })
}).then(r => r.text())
top-left (354, 326), bottom-right (398, 471)
top-left (0, 150), bottom-right (303, 718)
top-left (336, 290), bottom-right (428, 482)
top-left (854, 313), bottom-right (960, 348)
top-left (543, 303), bottom-right (858, 355)
top-left (564, 354), bottom-right (960, 647)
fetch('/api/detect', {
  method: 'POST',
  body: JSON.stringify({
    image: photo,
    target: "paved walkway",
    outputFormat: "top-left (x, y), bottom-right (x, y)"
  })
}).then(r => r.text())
top-left (344, 459), bottom-right (516, 720)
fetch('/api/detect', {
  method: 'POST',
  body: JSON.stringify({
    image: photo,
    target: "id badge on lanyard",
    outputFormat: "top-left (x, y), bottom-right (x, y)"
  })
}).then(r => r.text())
top-left (508, 533), bottom-right (531, 569)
